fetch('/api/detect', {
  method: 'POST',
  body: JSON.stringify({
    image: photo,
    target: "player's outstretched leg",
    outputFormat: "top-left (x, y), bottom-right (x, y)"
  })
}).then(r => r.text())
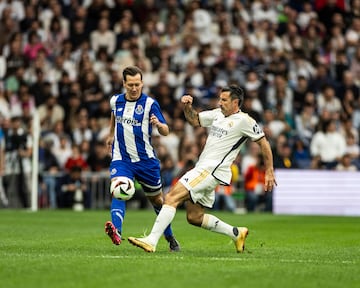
top-left (201, 214), bottom-right (249, 253)
top-left (129, 204), bottom-right (177, 252)
top-left (105, 198), bottom-right (125, 245)
top-left (153, 205), bottom-right (180, 252)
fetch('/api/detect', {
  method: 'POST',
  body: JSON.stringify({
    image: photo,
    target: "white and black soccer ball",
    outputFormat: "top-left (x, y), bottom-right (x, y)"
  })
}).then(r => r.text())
top-left (110, 177), bottom-right (136, 201)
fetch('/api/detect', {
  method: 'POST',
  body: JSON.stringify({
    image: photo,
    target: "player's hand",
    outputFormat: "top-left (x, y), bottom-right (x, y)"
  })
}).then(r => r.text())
top-left (150, 114), bottom-right (160, 126)
top-left (181, 95), bottom-right (193, 105)
top-left (264, 169), bottom-right (277, 192)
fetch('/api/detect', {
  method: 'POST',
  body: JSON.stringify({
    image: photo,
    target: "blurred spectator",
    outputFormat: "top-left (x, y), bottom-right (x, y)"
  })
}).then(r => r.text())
top-left (57, 165), bottom-right (90, 209)
top-left (0, 86), bottom-right (11, 120)
top-left (38, 137), bottom-right (60, 209)
top-left (241, 141), bottom-right (261, 175)
top-left (310, 119), bottom-right (347, 169)
top-left (23, 30), bottom-right (48, 62)
top-left (297, 1), bottom-right (318, 31)
top-left (70, 18), bottom-right (88, 51)
top-left (71, 108), bottom-right (94, 146)
top-left (244, 153), bottom-right (271, 212)
top-left (3, 116), bottom-right (32, 208)
top-left (293, 137), bottom-right (312, 169)
top-left (44, 17), bottom-right (67, 59)
top-left (160, 153), bottom-right (176, 194)
top-left (38, 94), bottom-right (65, 134)
top-left (266, 74), bottom-right (294, 116)
top-left (0, 116), bottom-right (8, 207)
top-left (161, 117), bottom-right (185, 163)
top-left (335, 153), bottom-right (358, 171)
top-left (52, 133), bottom-right (72, 170)
top-left (294, 101), bottom-right (319, 146)
top-left (316, 84), bottom-right (342, 116)
top-left (274, 142), bottom-right (299, 169)
top-left (90, 17), bottom-right (116, 56)
top-left (87, 140), bottom-right (111, 172)
top-left (5, 33), bottom-right (27, 78)
top-left (213, 163), bottom-right (238, 213)
top-left (64, 144), bottom-right (89, 172)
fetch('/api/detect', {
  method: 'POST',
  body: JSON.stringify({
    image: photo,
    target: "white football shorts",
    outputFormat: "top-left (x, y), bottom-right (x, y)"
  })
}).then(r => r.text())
top-left (179, 167), bottom-right (219, 208)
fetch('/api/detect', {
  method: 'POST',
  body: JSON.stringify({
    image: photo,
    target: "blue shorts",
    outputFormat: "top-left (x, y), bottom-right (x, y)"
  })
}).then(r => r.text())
top-left (110, 159), bottom-right (162, 195)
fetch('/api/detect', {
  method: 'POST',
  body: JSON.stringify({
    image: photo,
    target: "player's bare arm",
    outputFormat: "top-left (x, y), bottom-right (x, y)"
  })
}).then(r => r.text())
top-left (150, 114), bottom-right (169, 136)
top-left (181, 95), bottom-right (200, 127)
top-left (106, 113), bottom-right (115, 154)
top-left (256, 137), bottom-right (277, 192)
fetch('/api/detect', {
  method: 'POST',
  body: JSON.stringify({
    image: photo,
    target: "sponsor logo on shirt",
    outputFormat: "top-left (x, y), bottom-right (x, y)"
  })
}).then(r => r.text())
top-left (209, 125), bottom-right (228, 138)
top-left (115, 116), bottom-right (141, 126)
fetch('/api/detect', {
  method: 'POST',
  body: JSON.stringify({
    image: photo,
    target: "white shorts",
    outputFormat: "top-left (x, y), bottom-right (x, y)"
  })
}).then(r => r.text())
top-left (179, 167), bottom-right (219, 208)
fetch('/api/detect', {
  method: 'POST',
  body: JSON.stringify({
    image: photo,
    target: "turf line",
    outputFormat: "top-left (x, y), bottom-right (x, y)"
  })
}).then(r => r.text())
top-left (95, 255), bottom-right (357, 265)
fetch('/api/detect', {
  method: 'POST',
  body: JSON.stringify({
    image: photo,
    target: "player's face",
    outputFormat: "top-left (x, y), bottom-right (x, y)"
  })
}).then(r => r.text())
top-left (219, 91), bottom-right (238, 117)
top-left (123, 73), bottom-right (143, 100)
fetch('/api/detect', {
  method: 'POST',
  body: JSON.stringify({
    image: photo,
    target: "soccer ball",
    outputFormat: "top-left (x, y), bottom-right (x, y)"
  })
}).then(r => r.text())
top-left (110, 177), bottom-right (136, 200)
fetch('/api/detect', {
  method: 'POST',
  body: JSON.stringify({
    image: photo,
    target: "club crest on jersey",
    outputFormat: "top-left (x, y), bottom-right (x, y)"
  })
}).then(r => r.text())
top-left (135, 105), bottom-right (144, 115)
top-left (111, 168), bottom-right (117, 175)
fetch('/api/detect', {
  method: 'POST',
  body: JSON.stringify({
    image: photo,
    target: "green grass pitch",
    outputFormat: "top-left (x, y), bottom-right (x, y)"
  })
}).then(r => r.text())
top-left (1, 209), bottom-right (359, 288)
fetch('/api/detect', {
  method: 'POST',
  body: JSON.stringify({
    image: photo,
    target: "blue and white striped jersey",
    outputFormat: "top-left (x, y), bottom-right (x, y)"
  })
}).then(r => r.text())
top-left (110, 93), bottom-right (166, 163)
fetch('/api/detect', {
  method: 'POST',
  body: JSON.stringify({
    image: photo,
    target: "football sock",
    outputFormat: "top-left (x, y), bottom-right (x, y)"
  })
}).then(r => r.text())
top-left (201, 214), bottom-right (237, 240)
top-left (153, 205), bottom-right (173, 238)
top-left (147, 205), bottom-right (176, 246)
top-left (110, 198), bottom-right (126, 234)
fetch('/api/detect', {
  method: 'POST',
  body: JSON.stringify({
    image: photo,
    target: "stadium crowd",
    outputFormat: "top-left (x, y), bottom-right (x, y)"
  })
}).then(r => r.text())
top-left (0, 0), bottom-right (360, 210)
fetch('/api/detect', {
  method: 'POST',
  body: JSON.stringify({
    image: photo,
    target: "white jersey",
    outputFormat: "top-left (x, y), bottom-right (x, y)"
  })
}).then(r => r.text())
top-left (197, 108), bottom-right (264, 184)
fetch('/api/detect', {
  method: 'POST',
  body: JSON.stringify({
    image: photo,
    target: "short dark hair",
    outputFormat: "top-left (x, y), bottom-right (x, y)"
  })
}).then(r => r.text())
top-left (122, 66), bottom-right (143, 81)
top-left (221, 85), bottom-right (244, 108)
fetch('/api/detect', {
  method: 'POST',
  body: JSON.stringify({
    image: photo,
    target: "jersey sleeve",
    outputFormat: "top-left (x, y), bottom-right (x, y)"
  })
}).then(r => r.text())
top-left (198, 108), bottom-right (221, 127)
top-left (240, 114), bottom-right (265, 141)
top-left (150, 100), bottom-right (167, 124)
top-left (109, 95), bottom-right (117, 112)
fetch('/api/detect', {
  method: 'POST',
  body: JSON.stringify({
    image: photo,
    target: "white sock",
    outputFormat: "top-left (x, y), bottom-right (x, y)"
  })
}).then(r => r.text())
top-left (201, 214), bottom-right (237, 240)
top-left (146, 205), bottom-right (176, 246)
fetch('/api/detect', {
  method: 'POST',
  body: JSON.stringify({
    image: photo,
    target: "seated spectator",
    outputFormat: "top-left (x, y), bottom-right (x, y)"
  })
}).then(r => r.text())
top-left (274, 140), bottom-right (299, 169)
top-left (57, 165), bottom-right (90, 210)
top-left (64, 144), bottom-right (89, 172)
top-left (335, 154), bottom-right (358, 171)
top-left (293, 138), bottom-right (312, 169)
top-left (310, 119), bottom-right (347, 169)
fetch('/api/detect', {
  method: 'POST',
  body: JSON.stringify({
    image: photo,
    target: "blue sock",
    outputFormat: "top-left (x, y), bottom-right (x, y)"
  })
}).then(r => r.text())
top-left (153, 205), bottom-right (173, 238)
top-left (111, 198), bottom-right (126, 235)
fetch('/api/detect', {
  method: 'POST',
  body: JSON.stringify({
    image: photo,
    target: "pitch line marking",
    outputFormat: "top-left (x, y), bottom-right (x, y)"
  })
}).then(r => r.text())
top-left (95, 255), bottom-right (357, 265)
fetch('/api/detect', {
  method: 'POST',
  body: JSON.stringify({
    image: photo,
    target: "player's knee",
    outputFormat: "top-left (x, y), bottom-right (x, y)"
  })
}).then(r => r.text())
top-left (147, 194), bottom-right (163, 206)
top-left (186, 211), bottom-right (202, 227)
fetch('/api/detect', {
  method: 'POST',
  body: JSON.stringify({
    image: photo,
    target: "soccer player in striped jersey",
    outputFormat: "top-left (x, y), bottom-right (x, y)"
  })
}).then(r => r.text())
top-left (104, 66), bottom-right (179, 251)
top-left (128, 85), bottom-right (277, 253)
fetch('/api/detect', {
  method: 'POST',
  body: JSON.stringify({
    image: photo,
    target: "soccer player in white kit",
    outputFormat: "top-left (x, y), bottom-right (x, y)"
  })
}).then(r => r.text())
top-left (128, 85), bottom-right (277, 253)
